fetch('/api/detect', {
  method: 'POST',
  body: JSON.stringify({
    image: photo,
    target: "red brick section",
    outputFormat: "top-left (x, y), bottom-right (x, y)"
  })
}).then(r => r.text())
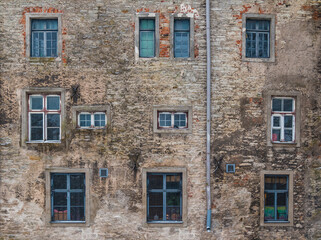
top-left (20, 7), bottom-right (67, 63)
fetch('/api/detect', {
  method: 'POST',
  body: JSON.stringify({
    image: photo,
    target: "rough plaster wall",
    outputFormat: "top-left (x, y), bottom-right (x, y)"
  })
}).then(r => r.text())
top-left (0, 0), bottom-right (320, 240)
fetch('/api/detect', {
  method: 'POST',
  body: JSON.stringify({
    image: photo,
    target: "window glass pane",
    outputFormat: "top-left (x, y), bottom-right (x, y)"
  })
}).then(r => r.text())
top-left (264, 176), bottom-right (274, 190)
top-left (264, 192), bottom-right (275, 220)
top-left (272, 129), bottom-right (280, 141)
top-left (140, 31), bottom-right (155, 58)
top-left (277, 193), bottom-right (288, 220)
top-left (52, 174), bottom-right (67, 189)
top-left (148, 192), bottom-right (163, 221)
top-left (70, 174), bottom-right (85, 189)
top-left (32, 19), bottom-right (47, 30)
top-left (47, 128), bottom-right (60, 140)
top-left (71, 207), bottom-right (85, 221)
top-left (53, 192), bottom-right (67, 206)
top-left (283, 99), bottom-right (293, 112)
top-left (30, 114), bottom-right (43, 127)
top-left (94, 114), bottom-right (106, 127)
top-left (174, 114), bottom-right (186, 128)
top-left (79, 114), bottom-right (91, 127)
top-left (47, 114), bottom-right (60, 127)
top-left (246, 20), bottom-right (257, 30)
top-left (140, 19), bottom-right (155, 30)
top-left (272, 98), bottom-right (282, 111)
top-left (148, 174), bottom-right (163, 189)
top-left (53, 208), bottom-right (67, 221)
top-left (174, 19), bottom-right (189, 31)
top-left (31, 128), bottom-right (43, 141)
top-left (276, 176), bottom-right (288, 190)
top-left (166, 175), bottom-right (181, 189)
top-left (159, 113), bottom-right (171, 127)
top-left (284, 129), bottom-right (293, 142)
top-left (284, 116), bottom-right (293, 128)
top-left (272, 116), bottom-right (280, 127)
top-left (70, 192), bottom-right (85, 206)
top-left (47, 96), bottom-right (60, 110)
top-left (166, 192), bottom-right (181, 221)
top-left (30, 96), bottom-right (43, 110)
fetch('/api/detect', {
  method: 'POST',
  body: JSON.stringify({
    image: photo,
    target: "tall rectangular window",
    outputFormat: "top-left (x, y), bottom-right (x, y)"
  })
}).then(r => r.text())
top-left (28, 94), bottom-right (61, 142)
top-left (264, 175), bottom-right (289, 222)
top-left (246, 20), bottom-right (270, 58)
top-left (51, 173), bottom-right (85, 222)
top-left (174, 19), bottom-right (190, 58)
top-left (271, 97), bottom-right (295, 143)
top-left (147, 173), bottom-right (182, 222)
top-left (31, 19), bottom-right (58, 57)
top-left (139, 19), bottom-right (155, 58)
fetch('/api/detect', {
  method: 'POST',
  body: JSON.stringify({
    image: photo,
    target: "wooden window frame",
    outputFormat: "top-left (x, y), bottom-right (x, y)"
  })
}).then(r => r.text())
top-left (173, 19), bottom-right (190, 58)
top-left (157, 111), bottom-right (188, 129)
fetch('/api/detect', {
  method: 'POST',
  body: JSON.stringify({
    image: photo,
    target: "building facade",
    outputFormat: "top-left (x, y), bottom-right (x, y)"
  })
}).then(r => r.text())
top-left (0, 0), bottom-right (320, 239)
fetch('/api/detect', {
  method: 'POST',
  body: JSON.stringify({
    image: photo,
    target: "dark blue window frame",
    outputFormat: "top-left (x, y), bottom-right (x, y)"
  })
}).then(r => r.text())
top-left (139, 19), bottom-right (155, 58)
top-left (246, 19), bottom-right (270, 58)
top-left (51, 173), bottom-right (85, 222)
top-left (264, 175), bottom-right (289, 222)
top-left (147, 173), bottom-right (182, 222)
top-left (174, 19), bottom-right (190, 58)
top-left (31, 19), bottom-right (58, 57)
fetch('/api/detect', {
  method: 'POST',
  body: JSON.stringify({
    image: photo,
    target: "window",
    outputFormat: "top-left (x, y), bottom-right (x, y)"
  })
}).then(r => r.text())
top-left (25, 13), bottom-right (62, 59)
top-left (71, 105), bottom-right (110, 130)
top-left (78, 112), bottom-right (106, 128)
top-left (174, 19), bottom-right (190, 58)
top-left (158, 112), bottom-right (187, 129)
top-left (271, 98), bottom-right (295, 143)
top-left (51, 173), bottom-right (85, 222)
top-left (153, 106), bottom-right (192, 134)
top-left (31, 19), bottom-right (58, 57)
top-left (246, 20), bottom-right (270, 58)
top-left (45, 168), bottom-right (90, 226)
top-left (135, 13), bottom-right (159, 59)
top-left (242, 14), bottom-right (275, 62)
top-left (21, 88), bottom-right (65, 146)
top-left (140, 19), bottom-right (155, 58)
top-left (260, 171), bottom-right (293, 226)
top-left (28, 94), bottom-right (61, 142)
top-left (266, 91), bottom-right (301, 147)
top-left (142, 168), bottom-right (187, 226)
top-left (170, 14), bottom-right (194, 59)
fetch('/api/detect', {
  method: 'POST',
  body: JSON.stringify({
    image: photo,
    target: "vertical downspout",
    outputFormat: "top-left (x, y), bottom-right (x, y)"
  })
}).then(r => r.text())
top-left (206, 0), bottom-right (212, 232)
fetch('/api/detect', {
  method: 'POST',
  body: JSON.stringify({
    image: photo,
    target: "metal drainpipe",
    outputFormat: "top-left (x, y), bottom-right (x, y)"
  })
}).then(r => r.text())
top-left (206, 0), bottom-right (212, 232)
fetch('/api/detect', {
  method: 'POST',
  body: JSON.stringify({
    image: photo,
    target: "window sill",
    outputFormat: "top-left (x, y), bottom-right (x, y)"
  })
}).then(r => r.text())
top-left (26, 141), bottom-right (61, 144)
top-left (261, 221), bottom-right (292, 227)
top-left (242, 56), bottom-right (275, 63)
top-left (154, 129), bottom-right (192, 134)
top-left (145, 221), bottom-right (186, 228)
top-left (28, 57), bottom-right (61, 63)
top-left (268, 142), bottom-right (299, 148)
top-left (49, 221), bottom-right (89, 227)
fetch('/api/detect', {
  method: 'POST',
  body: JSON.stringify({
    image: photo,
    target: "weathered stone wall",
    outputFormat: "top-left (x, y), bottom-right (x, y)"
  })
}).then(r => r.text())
top-left (0, 0), bottom-right (320, 240)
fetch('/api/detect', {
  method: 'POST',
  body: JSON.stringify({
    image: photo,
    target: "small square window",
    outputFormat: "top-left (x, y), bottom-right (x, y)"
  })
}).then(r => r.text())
top-left (158, 111), bottom-right (187, 129)
top-left (99, 168), bottom-right (108, 178)
top-left (226, 164), bottom-right (235, 173)
top-left (78, 112), bottom-right (106, 129)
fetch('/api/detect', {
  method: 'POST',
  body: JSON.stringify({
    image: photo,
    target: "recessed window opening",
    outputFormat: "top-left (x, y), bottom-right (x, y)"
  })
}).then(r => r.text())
top-left (246, 19), bottom-right (270, 58)
top-left (139, 19), bottom-right (155, 58)
top-left (158, 111), bottom-right (187, 129)
top-left (174, 19), bottom-right (190, 58)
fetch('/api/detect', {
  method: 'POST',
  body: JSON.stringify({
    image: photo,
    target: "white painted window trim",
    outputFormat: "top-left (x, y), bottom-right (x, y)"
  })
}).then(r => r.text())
top-left (77, 112), bottom-right (107, 129)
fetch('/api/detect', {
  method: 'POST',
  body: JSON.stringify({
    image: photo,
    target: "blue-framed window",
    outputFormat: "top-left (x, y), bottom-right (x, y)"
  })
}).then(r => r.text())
top-left (147, 173), bottom-right (182, 222)
top-left (246, 20), bottom-right (270, 58)
top-left (264, 175), bottom-right (289, 222)
top-left (139, 19), bottom-right (155, 58)
top-left (174, 19), bottom-right (190, 58)
top-left (51, 173), bottom-right (85, 222)
top-left (31, 19), bottom-right (58, 57)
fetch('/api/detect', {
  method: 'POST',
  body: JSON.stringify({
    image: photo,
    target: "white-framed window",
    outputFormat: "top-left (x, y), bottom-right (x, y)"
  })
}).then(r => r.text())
top-left (77, 112), bottom-right (106, 128)
top-left (158, 112), bottom-right (188, 129)
top-left (271, 97), bottom-right (295, 143)
top-left (28, 94), bottom-right (61, 142)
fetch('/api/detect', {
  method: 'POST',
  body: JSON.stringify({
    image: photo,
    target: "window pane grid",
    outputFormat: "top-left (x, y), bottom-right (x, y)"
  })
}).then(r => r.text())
top-left (51, 173), bottom-right (85, 222)
top-left (31, 19), bottom-right (58, 57)
top-left (174, 19), bottom-right (190, 58)
top-left (158, 112), bottom-right (187, 129)
top-left (246, 20), bottom-right (270, 58)
top-left (140, 19), bottom-right (155, 58)
top-left (78, 112), bottom-right (106, 128)
top-left (147, 173), bottom-right (182, 222)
